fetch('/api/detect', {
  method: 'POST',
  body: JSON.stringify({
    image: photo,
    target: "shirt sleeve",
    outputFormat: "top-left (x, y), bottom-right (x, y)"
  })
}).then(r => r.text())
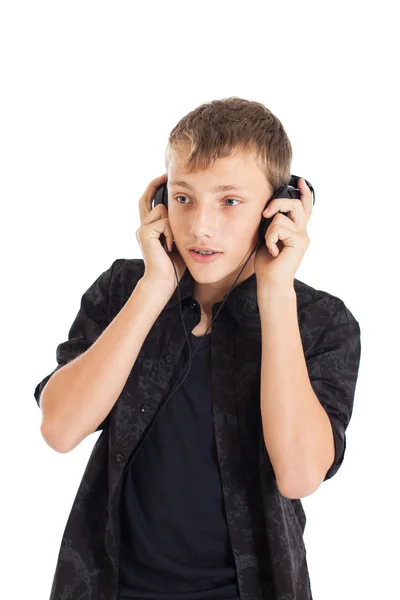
top-left (34, 260), bottom-right (116, 433)
top-left (305, 299), bottom-right (361, 481)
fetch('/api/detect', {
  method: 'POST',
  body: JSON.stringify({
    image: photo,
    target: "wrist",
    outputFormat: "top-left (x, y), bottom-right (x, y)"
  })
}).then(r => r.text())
top-left (138, 276), bottom-right (176, 300)
top-left (257, 282), bottom-right (296, 301)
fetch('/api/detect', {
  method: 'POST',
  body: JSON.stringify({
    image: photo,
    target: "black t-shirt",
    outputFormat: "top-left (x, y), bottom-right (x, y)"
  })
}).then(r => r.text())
top-left (118, 331), bottom-right (240, 600)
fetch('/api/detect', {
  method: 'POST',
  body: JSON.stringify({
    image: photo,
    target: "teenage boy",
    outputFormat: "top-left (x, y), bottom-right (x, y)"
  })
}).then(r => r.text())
top-left (35, 97), bottom-right (361, 600)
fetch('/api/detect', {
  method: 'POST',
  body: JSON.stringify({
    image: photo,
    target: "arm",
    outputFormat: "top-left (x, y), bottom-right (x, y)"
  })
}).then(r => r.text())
top-left (258, 285), bottom-right (335, 499)
top-left (40, 277), bottom-right (170, 453)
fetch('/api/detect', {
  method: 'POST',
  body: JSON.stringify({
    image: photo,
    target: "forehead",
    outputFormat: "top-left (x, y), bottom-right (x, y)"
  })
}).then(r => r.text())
top-left (168, 149), bottom-right (268, 191)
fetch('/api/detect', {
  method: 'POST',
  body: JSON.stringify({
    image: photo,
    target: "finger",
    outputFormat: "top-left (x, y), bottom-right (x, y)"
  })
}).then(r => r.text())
top-left (139, 173), bottom-right (168, 223)
top-left (140, 201), bottom-right (167, 226)
top-left (267, 211), bottom-right (298, 231)
top-left (266, 224), bottom-right (296, 255)
top-left (264, 200), bottom-right (306, 229)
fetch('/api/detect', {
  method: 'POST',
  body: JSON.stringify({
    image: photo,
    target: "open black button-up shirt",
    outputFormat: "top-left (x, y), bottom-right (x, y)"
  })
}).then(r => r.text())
top-left (34, 258), bottom-right (361, 600)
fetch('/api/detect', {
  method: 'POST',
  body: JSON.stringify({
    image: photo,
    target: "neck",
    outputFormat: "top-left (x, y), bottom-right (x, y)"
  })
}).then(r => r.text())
top-left (194, 255), bottom-right (255, 315)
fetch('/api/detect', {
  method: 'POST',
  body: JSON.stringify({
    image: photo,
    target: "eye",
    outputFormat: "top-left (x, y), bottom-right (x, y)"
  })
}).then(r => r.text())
top-left (224, 198), bottom-right (241, 207)
top-left (175, 195), bottom-right (241, 207)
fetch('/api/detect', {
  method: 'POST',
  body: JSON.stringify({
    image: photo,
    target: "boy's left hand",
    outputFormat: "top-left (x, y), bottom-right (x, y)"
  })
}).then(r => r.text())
top-left (254, 178), bottom-right (313, 290)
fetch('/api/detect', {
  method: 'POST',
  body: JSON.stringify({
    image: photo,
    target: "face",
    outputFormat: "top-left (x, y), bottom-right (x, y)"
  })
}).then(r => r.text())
top-left (166, 149), bottom-right (273, 295)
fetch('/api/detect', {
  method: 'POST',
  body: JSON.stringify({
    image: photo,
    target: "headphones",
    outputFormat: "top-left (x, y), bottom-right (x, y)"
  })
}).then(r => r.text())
top-left (121, 175), bottom-right (315, 475)
top-left (153, 174), bottom-right (315, 249)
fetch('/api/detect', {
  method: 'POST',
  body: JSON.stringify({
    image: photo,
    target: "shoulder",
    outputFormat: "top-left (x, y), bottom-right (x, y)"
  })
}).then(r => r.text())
top-left (110, 257), bottom-right (145, 285)
top-left (294, 277), bottom-right (360, 336)
top-left (107, 257), bottom-right (146, 312)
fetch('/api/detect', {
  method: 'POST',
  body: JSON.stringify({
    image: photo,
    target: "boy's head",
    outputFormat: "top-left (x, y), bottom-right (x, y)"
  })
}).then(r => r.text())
top-left (164, 97), bottom-right (292, 288)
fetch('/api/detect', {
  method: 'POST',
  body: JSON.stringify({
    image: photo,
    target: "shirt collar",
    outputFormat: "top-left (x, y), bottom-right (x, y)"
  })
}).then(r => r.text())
top-left (164, 266), bottom-right (261, 322)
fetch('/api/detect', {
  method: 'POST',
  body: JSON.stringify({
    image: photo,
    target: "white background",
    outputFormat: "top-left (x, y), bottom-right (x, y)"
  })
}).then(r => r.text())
top-left (1, 1), bottom-right (399, 598)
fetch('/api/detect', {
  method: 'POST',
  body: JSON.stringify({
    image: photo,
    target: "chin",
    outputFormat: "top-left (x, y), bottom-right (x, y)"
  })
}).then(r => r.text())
top-left (187, 261), bottom-right (234, 284)
top-left (189, 271), bottom-right (223, 284)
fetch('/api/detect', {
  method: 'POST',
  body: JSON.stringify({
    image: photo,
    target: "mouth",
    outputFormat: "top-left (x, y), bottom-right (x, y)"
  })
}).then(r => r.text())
top-left (188, 249), bottom-right (223, 263)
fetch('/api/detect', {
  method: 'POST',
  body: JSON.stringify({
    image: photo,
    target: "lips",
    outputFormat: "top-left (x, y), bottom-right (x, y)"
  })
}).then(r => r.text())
top-left (188, 247), bottom-right (222, 253)
top-left (189, 249), bottom-right (223, 263)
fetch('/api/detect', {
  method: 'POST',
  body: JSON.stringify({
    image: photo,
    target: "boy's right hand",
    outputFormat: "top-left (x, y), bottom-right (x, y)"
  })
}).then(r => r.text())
top-left (137, 173), bottom-right (187, 293)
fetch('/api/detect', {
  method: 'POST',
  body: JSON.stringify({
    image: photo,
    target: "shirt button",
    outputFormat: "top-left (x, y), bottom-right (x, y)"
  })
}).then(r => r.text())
top-left (165, 355), bottom-right (174, 363)
top-left (140, 404), bottom-right (148, 413)
top-left (116, 452), bottom-right (124, 463)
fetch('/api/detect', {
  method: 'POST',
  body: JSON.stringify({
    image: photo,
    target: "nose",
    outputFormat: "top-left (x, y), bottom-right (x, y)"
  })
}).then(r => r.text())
top-left (189, 205), bottom-right (219, 239)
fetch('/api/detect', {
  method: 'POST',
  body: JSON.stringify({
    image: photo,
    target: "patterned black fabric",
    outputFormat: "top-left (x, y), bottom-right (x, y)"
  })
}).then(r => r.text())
top-left (34, 258), bottom-right (361, 599)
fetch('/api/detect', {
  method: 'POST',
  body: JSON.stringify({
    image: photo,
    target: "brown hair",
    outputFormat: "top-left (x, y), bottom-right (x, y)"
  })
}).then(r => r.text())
top-left (164, 96), bottom-right (292, 193)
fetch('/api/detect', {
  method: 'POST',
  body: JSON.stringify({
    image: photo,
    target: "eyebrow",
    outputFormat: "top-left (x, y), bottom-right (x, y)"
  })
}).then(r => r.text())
top-left (169, 180), bottom-right (248, 193)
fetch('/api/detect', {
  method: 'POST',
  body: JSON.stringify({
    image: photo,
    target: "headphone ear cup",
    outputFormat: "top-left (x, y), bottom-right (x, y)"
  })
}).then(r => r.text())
top-left (153, 182), bottom-right (168, 209)
top-left (162, 183), bottom-right (168, 208)
top-left (258, 215), bottom-right (273, 245)
top-left (258, 181), bottom-right (292, 246)
top-left (289, 174), bottom-right (299, 189)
